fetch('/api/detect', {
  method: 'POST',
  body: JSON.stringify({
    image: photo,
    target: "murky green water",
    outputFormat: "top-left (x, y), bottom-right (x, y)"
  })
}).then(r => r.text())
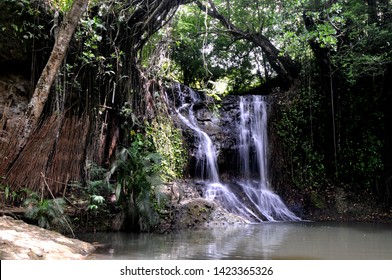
top-left (77, 222), bottom-right (392, 259)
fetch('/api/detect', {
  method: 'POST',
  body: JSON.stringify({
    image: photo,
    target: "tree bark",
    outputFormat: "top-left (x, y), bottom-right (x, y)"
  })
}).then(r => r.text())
top-left (25, 0), bottom-right (88, 135)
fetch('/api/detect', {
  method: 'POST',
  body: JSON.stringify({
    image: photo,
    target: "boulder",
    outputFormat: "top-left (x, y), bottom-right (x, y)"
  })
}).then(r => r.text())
top-left (0, 216), bottom-right (95, 260)
top-left (155, 181), bottom-right (248, 232)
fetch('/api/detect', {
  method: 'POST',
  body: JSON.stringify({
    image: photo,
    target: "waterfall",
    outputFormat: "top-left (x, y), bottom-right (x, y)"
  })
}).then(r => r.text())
top-left (176, 87), bottom-right (219, 183)
top-left (239, 95), bottom-right (270, 186)
top-left (175, 85), bottom-right (299, 222)
top-left (237, 96), bottom-right (300, 221)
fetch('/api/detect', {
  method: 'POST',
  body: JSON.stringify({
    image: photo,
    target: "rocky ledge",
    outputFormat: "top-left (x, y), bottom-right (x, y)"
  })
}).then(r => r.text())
top-left (155, 181), bottom-right (248, 232)
top-left (0, 216), bottom-right (95, 260)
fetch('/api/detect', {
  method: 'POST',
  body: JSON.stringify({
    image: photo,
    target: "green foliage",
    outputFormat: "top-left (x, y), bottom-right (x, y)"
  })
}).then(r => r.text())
top-left (169, 4), bottom-right (262, 91)
top-left (306, 2), bottom-right (345, 50)
top-left (146, 117), bottom-right (188, 180)
top-left (275, 89), bottom-right (327, 190)
top-left (24, 193), bottom-right (71, 233)
top-left (273, 0), bottom-right (389, 203)
top-left (115, 133), bottom-right (162, 195)
top-left (276, 82), bottom-right (384, 193)
top-left (329, 1), bottom-right (388, 191)
top-left (338, 128), bottom-right (384, 191)
top-left (85, 161), bottom-right (113, 195)
top-left (84, 161), bottom-right (113, 214)
top-left (86, 194), bottom-right (105, 213)
top-left (0, 0), bottom-right (49, 62)
top-left (169, 5), bottom-right (212, 86)
top-left (52, 0), bottom-right (74, 13)
top-left (0, 184), bottom-right (33, 206)
top-left (332, 4), bottom-right (392, 85)
top-left (168, 0), bottom-right (349, 92)
top-left (75, 16), bottom-right (108, 69)
top-left (109, 132), bottom-right (165, 230)
top-left (309, 22), bottom-right (338, 50)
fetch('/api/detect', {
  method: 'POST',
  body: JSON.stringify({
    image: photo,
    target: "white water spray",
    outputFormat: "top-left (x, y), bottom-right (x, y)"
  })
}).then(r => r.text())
top-left (238, 96), bottom-right (300, 221)
top-left (176, 87), bottom-right (219, 183)
top-left (175, 86), bottom-right (263, 221)
top-left (175, 85), bottom-right (299, 222)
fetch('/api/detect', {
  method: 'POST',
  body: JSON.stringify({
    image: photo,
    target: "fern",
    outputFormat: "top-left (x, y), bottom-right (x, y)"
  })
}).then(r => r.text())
top-left (24, 194), bottom-right (71, 233)
top-left (107, 133), bottom-right (164, 231)
top-left (136, 190), bottom-right (159, 230)
top-left (85, 160), bottom-right (114, 203)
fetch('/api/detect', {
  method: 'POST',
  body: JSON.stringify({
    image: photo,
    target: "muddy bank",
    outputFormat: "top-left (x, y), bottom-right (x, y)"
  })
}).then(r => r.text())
top-left (0, 216), bottom-right (94, 260)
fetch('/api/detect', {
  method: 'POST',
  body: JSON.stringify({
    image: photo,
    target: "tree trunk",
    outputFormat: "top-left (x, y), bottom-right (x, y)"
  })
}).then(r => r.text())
top-left (24, 0), bottom-right (88, 136)
top-left (0, 0), bottom-right (89, 177)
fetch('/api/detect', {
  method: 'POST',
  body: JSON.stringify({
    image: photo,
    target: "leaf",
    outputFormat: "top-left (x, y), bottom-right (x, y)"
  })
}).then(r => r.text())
top-left (91, 194), bottom-right (105, 204)
top-left (115, 183), bottom-right (122, 202)
top-left (87, 204), bottom-right (98, 211)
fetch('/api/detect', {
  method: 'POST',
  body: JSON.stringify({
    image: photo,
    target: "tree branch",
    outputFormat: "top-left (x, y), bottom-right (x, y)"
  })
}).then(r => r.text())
top-left (194, 0), bottom-right (299, 87)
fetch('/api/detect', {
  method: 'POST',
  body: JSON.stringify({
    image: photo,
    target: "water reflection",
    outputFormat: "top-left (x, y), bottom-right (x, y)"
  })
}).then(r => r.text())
top-left (77, 222), bottom-right (392, 260)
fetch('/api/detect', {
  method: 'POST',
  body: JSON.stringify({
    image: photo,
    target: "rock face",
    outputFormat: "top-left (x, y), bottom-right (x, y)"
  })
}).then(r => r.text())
top-left (155, 181), bottom-right (247, 232)
top-left (216, 95), bottom-right (242, 176)
top-left (0, 75), bottom-right (31, 143)
top-left (0, 216), bottom-right (95, 260)
top-left (167, 85), bottom-right (243, 179)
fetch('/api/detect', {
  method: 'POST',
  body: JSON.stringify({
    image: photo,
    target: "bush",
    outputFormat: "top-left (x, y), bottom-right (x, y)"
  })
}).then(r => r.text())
top-left (24, 192), bottom-right (72, 233)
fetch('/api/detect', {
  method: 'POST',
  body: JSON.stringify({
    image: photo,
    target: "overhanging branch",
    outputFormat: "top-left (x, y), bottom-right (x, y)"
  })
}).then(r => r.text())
top-left (194, 0), bottom-right (299, 87)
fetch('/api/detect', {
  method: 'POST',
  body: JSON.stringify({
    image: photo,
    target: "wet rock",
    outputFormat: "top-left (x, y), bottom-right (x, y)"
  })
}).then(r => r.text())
top-left (176, 199), bottom-right (215, 228)
top-left (167, 85), bottom-right (242, 179)
top-left (176, 199), bottom-right (248, 229)
top-left (0, 216), bottom-right (94, 260)
top-left (155, 181), bottom-right (247, 232)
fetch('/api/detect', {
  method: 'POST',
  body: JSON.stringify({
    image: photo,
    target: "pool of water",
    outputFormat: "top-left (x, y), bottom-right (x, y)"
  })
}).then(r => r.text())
top-left (77, 222), bottom-right (392, 260)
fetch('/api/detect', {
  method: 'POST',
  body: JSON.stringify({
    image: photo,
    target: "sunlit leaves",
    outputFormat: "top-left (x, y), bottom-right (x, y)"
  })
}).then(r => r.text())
top-left (309, 22), bottom-right (338, 50)
top-left (52, 0), bottom-right (74, 12)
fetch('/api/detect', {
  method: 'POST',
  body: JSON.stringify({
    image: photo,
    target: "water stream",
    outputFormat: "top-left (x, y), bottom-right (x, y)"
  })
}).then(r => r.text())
top-left (176, 87), bottom-right (299, 222)
top-left (176, 87), bottom-right (260, 221)
top-left (235, 96), bottom-right (300, 221)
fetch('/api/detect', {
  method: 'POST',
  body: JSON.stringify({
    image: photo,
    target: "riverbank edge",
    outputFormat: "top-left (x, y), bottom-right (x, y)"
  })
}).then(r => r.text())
top-left (1, 207), bottom-right (390, 260)
top-left (0, 216), bottom-right (95, 260)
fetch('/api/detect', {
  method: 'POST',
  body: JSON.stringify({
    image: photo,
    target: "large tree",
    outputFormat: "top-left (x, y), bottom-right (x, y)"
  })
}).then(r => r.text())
top-left (24, 0), bottom-right (89, 137)
top-left (0, 0), bottom-right (190, 199)
top-left (0, 0), bottom-right (89, 185)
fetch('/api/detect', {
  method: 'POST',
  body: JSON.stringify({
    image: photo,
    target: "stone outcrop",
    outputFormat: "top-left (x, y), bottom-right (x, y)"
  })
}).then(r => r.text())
top-left (0, 216), bottom-right (95, 260)
top-left (0, 75), bottom-right (31, 142)
top-left (168, 86), bottom-right (244, 179)
top-left (155, 181), bottom-right (247, 232)
top-left (216, 95), bottom-right (242, 176)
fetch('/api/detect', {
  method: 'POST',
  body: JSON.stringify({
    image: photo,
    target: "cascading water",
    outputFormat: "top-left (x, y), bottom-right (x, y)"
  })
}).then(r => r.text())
top-left (239, 96), bottom-right (269, 186)
top-left (176, 87), bottom-right (219, 183)
top-left (175, 86), bottom-right (262, 221)
top-left (175, 84), bottom-right (299, 222)
top-left (237, 96), bottom-right (300, 221)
